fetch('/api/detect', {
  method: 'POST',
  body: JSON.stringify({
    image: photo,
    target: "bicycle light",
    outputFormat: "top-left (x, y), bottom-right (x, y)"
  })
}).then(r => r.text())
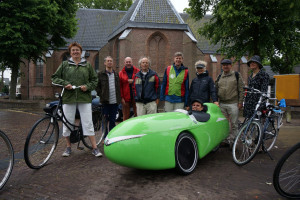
top-left (55, 93), bottom-right (59, 98)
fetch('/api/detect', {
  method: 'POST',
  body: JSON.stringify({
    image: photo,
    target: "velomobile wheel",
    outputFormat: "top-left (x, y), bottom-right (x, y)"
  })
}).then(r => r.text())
top-left (175, 132), bottom-right (198, 175)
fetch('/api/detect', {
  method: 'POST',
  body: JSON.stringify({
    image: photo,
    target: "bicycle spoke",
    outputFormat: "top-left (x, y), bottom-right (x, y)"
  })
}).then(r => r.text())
top-left (233, 121), bottom-right (262, 165)
top-left (273, 142), bottom-right (300, 198)
top-left (24, 117), bottom-right (58, 169)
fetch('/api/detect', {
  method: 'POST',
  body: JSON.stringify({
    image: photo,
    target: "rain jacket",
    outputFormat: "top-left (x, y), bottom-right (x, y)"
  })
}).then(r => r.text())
top-left (51, 58), bottom-right (98, 104)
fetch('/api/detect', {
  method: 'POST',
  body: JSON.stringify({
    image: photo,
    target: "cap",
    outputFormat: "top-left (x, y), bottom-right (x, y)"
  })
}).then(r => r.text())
top-left (191, 99), bottom-right (203, 105)
top-left (195, 63), bottom-right (205, 69)
top-left (221, 59), bottom-right (232, 65)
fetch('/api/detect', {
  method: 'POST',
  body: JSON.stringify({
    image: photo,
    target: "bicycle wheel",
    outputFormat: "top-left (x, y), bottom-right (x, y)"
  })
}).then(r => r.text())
top-left (82, 111), bottom-right (104, 149)
top-left (24, 116), bottom-right (59, 169)
top-left (232, 120), bottom-right (262, 165)
top-left (273, 142), bottom-right (300, 199)
top-left (262, 119), bottom-right (278, 152)
top-left (0, 130), bottom-right (14, 190)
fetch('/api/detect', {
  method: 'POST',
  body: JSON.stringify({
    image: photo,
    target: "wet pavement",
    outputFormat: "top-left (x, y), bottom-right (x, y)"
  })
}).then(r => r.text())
top-left (0, 108), bottom-right (299, 199)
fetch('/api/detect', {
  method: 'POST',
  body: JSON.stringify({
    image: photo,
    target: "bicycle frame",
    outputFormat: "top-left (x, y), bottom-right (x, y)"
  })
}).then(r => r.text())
top-left (240, 89), bottom-right (266, 141)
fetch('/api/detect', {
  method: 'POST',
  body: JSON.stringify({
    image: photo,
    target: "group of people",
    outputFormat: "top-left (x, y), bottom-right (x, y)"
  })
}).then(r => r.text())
top-left (52, 41), bottom-right (269, 157)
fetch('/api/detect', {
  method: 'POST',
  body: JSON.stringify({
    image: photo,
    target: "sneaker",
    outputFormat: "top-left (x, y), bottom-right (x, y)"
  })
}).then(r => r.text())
top-left (92, 148), bottom-right (102, 157)
top-left (62, 147), bottom-right (71, 157)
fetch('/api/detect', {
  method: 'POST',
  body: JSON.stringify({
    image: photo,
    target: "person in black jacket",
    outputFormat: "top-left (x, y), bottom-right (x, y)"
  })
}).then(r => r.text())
top-left (96, 56), bottom-right (121, 138)
top-left (188, 60), bottom-right (218, 109)
top-left (133, 57), bottom-right (160, 116)
top-left (243, 55), bottom-right (269, 118)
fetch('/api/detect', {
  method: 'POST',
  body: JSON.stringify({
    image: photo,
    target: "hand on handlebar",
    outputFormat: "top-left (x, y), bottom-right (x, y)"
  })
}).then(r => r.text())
top-left (65, 84), bottom-right (73, 90)
top-left (80, 85), bottom-right (87, 92)
top-left (65, 84), bottom-right (84, 90)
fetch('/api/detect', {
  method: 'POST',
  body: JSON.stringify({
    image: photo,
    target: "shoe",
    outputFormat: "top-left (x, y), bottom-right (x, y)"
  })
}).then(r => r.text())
top-left (62, 147), bottom-right (71, 157)
top-left (92, 148), bottom-right (102, 157)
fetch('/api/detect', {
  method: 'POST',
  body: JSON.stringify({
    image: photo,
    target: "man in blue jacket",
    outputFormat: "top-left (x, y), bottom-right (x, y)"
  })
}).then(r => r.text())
top-left (133, 57), bottom-right (160, 116)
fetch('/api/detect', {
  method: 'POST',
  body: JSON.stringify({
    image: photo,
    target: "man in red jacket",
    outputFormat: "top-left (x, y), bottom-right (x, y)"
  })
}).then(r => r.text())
top-left (119, 57), bottom-right (139, 121)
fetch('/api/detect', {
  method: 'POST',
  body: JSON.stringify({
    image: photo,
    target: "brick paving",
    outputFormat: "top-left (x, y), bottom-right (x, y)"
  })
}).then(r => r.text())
top-left (0, 108), bottom-right (299, 199)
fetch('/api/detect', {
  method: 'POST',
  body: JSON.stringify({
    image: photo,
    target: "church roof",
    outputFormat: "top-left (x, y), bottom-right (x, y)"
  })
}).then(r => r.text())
top-left (64, 9), bottom-right (126, 50)
top-left (108, 0), bottom-right (190, 40)
top-left (62, 6), bottom-right (219, 53)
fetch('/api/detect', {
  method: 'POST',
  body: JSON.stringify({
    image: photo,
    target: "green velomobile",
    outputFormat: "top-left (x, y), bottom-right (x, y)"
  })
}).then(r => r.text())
top-left (104, 103), bottom-right (229, 174)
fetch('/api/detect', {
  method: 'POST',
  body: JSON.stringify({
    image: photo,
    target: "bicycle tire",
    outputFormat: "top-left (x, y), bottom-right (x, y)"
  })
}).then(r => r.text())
top-left (273, 142), bottom-right (300, 199)
top-left (24, 116), bottom-right (59, 169)
top-left (232, 120), bottom-right (262, 165)
top-left (262, 118), bottom-right (278, 152)
top-left (0, 130), bottom-right (14, 190)
top-left (82, 111), bottom-right (104, 149)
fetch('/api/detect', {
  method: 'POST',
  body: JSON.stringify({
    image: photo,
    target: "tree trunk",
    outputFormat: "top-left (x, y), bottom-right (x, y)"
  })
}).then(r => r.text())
top-left (9, 63), bottom-right (19, 99)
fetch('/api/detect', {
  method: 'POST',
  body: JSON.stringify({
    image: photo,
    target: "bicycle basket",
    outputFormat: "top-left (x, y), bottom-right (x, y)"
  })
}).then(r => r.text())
top-left (70, 130), bottom-right (81, 143)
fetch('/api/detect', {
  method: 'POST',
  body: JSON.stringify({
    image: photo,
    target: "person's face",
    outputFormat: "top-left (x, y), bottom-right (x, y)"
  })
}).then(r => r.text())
top-left (124, 57), bottom-right (133, 68)
top-left (70, 46), bottom-right (81, 60)
top-left (196, 67), bottom-right (205, 74)
top-left (192, 102), bottom-right (203, 111)
top-left (140, 58), bottom-right (149, 72)
top-left (105, 57), bottom-right (113, 69)
top-left (221, 64), bottom-right (232, 73)
top-left (174, 56), bottom-right (183, 67)
top-left (249, 62), bottom-right (259, 70)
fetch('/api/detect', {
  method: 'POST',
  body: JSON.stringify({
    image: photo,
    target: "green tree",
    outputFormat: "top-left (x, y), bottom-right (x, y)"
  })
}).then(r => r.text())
top-left (0, 0), bottom-right (77, 99)
top-left (76, 0), bottom-right (132, 10)
top-left (187, 0), bottom-right (300, 74)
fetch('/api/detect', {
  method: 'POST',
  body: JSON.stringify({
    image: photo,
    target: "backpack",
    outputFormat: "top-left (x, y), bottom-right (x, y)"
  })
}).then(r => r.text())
top-left (216, 71), bottom-right (239, 83)
top-left (216, 71), bottom-right (240, 100)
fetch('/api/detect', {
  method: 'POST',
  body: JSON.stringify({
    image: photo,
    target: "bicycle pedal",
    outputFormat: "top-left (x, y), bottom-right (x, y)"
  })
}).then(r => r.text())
top-left (77, 146), bottom-right (84, 150)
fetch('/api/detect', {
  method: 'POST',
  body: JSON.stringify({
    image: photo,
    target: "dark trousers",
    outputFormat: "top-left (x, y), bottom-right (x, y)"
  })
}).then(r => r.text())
top-left (102, 104), bottom-right (118, 138)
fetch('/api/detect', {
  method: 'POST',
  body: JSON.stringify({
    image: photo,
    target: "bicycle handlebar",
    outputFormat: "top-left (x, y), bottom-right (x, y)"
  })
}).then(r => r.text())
top-left (52, 82), bottom-right (80, 89)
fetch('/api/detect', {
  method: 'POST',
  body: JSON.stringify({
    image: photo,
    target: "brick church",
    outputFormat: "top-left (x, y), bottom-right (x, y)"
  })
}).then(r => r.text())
top-left (20, 0), bottom-right (249, 100)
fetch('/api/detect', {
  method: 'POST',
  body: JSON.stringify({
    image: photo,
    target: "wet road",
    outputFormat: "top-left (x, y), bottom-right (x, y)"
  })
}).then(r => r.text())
top-left (0, 108), bottom-right (299, 199)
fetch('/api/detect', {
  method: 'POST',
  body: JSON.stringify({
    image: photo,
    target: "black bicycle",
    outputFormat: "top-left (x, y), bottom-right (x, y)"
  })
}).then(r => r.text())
top-left (232, 87), bottom-right (284, 165)
top-left (24, 86), bottom-right (104, 169)
top-left (0, 129), bottom-right (14, 190)
top-left (273, 142), bottom-right (300, 199)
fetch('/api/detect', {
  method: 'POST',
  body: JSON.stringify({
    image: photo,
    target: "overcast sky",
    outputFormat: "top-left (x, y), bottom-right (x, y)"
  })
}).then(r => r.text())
top-left (170, 0), bottom-right (189, 13)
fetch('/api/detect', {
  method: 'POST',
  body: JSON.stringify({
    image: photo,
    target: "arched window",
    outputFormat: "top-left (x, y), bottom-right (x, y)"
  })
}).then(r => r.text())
top-left (94, 53), bottom-right (99, 73)
top-left (35, 59), bottom-right (43, 84)
top-left (147, 32), bottom-right (168, 77)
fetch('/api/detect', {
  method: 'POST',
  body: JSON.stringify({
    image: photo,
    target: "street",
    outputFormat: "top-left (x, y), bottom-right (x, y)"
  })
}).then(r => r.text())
top-left (0, 108), bottom-right (299, 199)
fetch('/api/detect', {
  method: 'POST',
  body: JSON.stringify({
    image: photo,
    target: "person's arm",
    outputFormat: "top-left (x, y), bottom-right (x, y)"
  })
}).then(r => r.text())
top-left (188, 79), bottom-right (194, 107)
top-left (209, 77), bottom-right (218, 103)
top-left (184, 72), bottom-right (189, 108)
top-left (51, 62), bottom-right (71, 86)
top-left (119, 71), bottom-right (126, 104)
top-left (160, 68), bottom-right (167, 101)
top-left (154, 73), bottom-right (160, 103)
top-left (237, 72), bottom-right (245, 104)
top-left (83, 63), bottom-right (98, 91)
top-left (261, 72), bottom-right (270, 93)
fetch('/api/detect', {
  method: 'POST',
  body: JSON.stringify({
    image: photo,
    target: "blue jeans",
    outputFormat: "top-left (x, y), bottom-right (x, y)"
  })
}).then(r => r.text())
top-left (102, 104), bottom-right (118, 138)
